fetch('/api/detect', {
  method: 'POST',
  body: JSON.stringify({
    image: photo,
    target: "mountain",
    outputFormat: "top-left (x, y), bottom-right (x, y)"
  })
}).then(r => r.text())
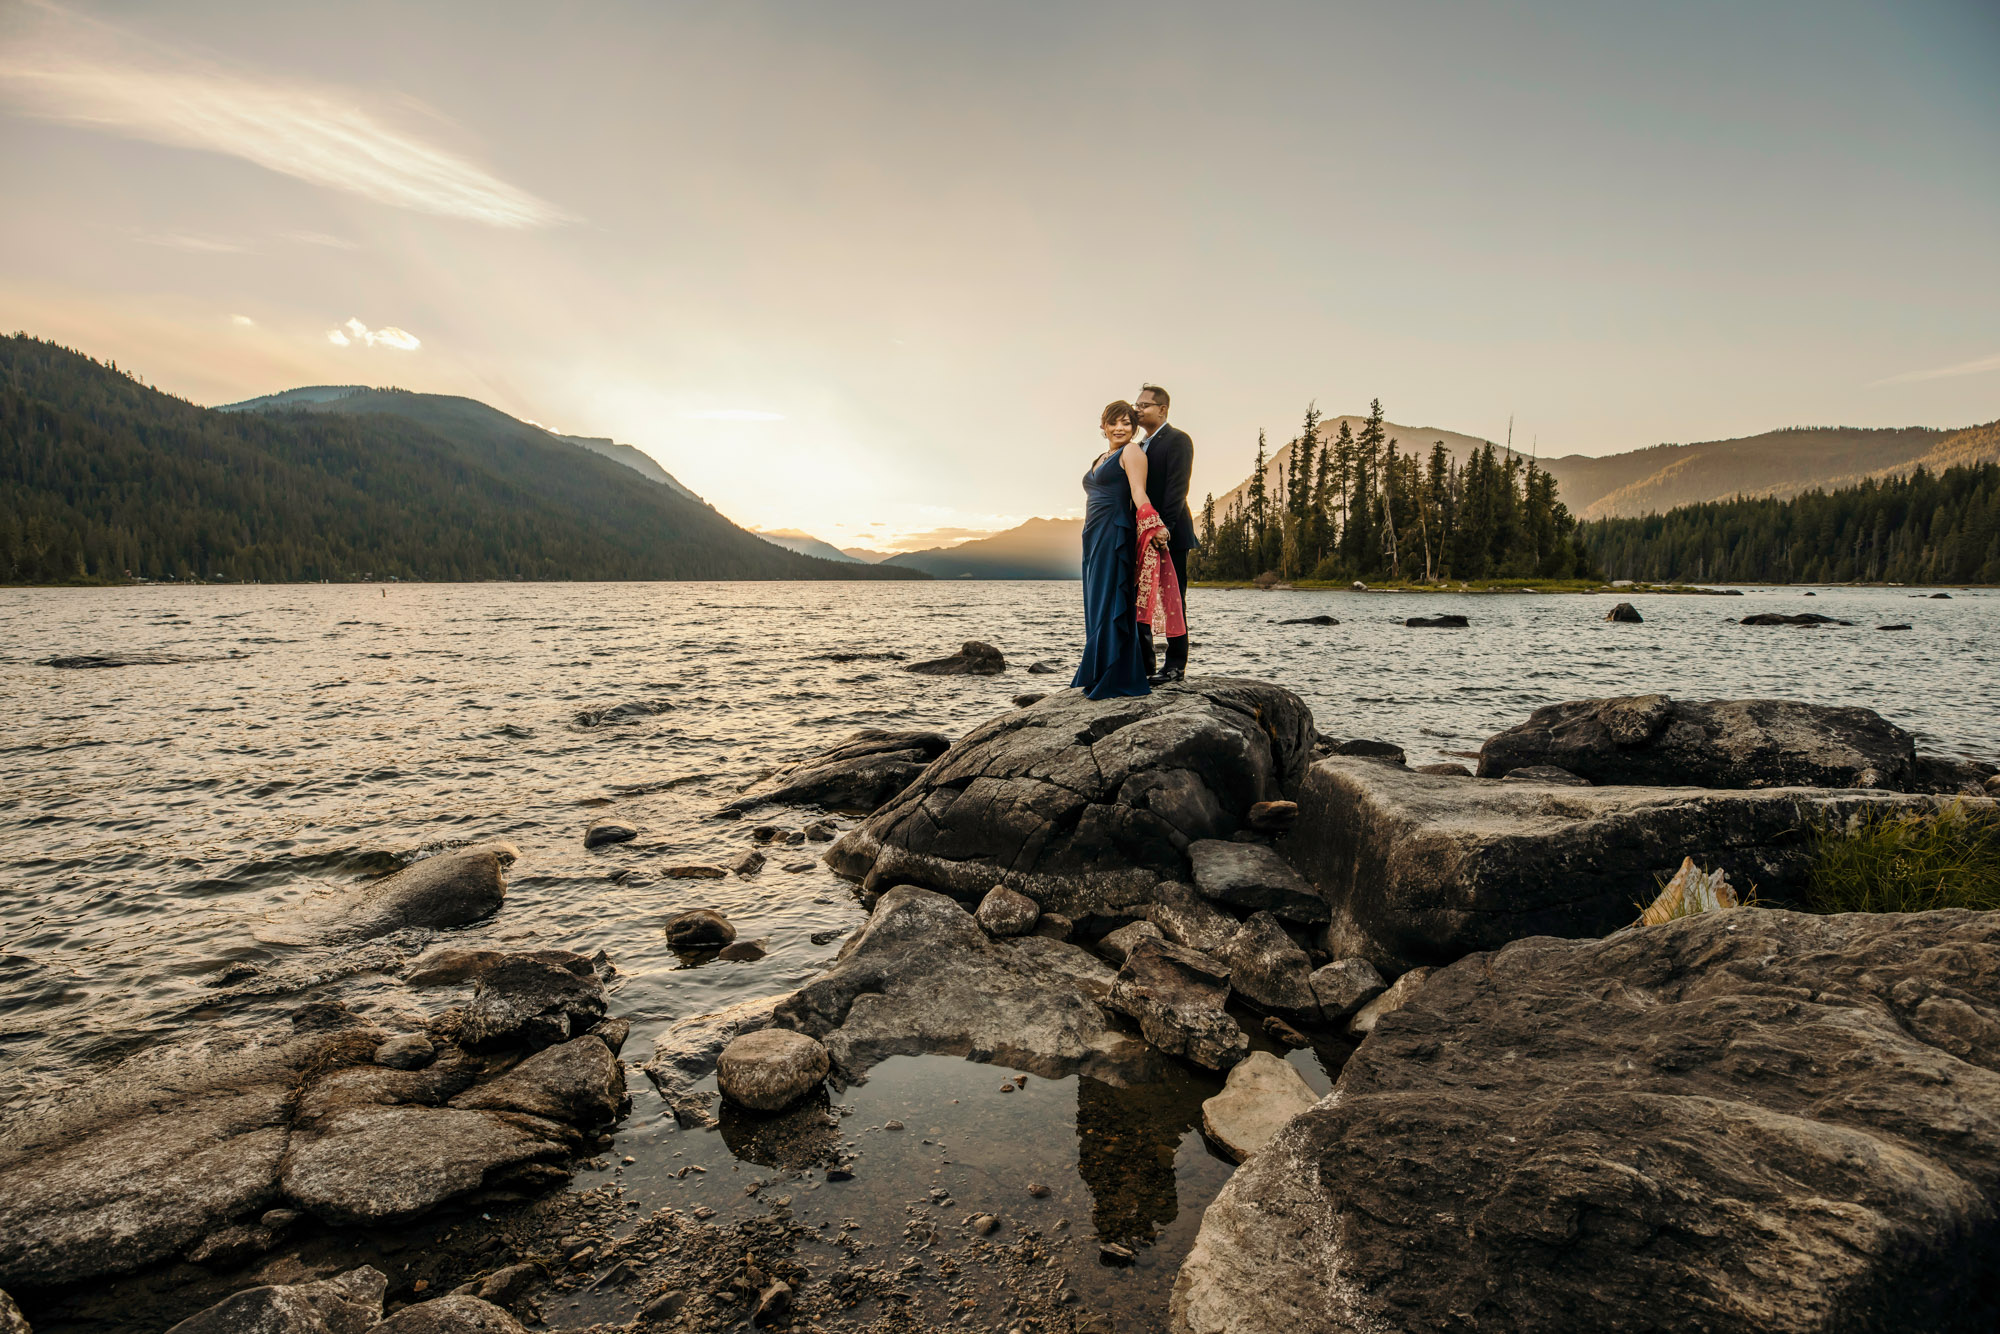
top-left (755, 529), bottom-right (866, 564)
top-left (838, 547), bottom-right (892, 564)
top-left (883, 517), bottom-right (1083, 579)
top-left (220, 385), bottom-right (704, 500)
top-left (0, 335), bottom-right (925, 584)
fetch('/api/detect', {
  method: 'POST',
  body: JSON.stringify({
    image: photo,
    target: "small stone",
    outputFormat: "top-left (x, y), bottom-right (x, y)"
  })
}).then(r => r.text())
top-left (1200, 1050), bottom-right (1319, 1162)
top-left (1262, 1015), bottom-right (1311, 1048)
top-left (1414, 762), bottom-right (1474, 777)
top-left (804, 820), bottom-right (836, 842)
top-left (692, 1206), bottom-right (716, 1220)
top-left (585, 821), bottom-right (637, 849)
top-left (641, 1291), bottom-right (685, 1321)
top-left (1246, 800), bottom-right (1298, 832)
top-left (1012, 693), bottom-right (1047, 708)
top-left (975, 886), bottom-right (1040, 937)
top-left (754, 1280), bottom-right (792, 1324)
top-left (751, 825), bottom-right (782, 843)
top-left (1097, 919), bottom-right (1162, 966)
top-left (1348, 967), bottom-right (1434, 1036)
top-left (826, 1168), bottom-right (854, 1182)
top-left (810, 928), bottom-right (848, 945)
top-left (785, 831), bottom-right (807, 845)
top-left (1099, 1242), bottom-right (1135, 1265)
top-left (1027, 661), bottom-right (1056, 674)
top-left (373, 1034), bottom-right (435, 1070)
top-left (717, 939), bottom-right (769, 962)
top-left (971, 1214), bottom-right (1000, 1235)
top-left (733, 850), bottom-right (767, 877)
top-left (717, 1029), bottom-right (831, 1111)
top-left (783, 862), bottom-right (814, 873)
top-left (259, 1208), bottom-right (300, 1231)
top-left (884, 1120), bottom-right (906, 1131)
top-left (1027, 1182), bottom-right (1049, 1197)
top-left (1030, 912), bottom-right (1073, 942)
top-left (664, 865), bottom-right (727, 879)
top-left (1310, 957), bottom-right (1386, 1022)
top-left (664, 909), bottom-right (736, 947)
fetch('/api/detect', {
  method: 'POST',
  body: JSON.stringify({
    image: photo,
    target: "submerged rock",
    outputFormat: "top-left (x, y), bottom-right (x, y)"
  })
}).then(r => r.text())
top-left (1274, 615), bottom-right (1339, 626)
top-left (1500, 764), bottom-right (1590, 785)
top-left (1106, 937), bottom-right (1246, 1071)
top-left (1477, 695), bottom-right (1938, 790)
top-left (716, 1030), bottom-right (831, 1112)
top-left (1741, 611), bottom-right (1853, 626)
top-left (664, 909), bottom-right (737, 948)
top-left (824, 679), bottom-right (1316, 921)
top-left (583, 821), bottom-right (637, 849)
top-left (728, 729), bottom-right (951, 815)
top-left (905, 641), bottom-right (1006, 676)
top-left (1292, 755), bottom-right (1955, 974)
top-left (256, 844), bottom-right (516, 946)
top-left (1405, 614), bottom-right (1469, 628)
top-left (1200, 1052), bottom-right (1318, 1163)
top-left (1172, 909), bottom-right (2000, 1334)
top-left (774, 886), bottom-right (1156, 1082)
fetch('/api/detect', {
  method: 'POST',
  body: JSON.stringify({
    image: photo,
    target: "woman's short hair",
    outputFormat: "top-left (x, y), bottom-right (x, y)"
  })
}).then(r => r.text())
top-left (1101, 399), bottom-right (1137, 427)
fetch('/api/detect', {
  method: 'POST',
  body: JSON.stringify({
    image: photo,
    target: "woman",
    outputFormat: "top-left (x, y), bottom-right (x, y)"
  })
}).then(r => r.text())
top-left (1073, 399), bottom-right (1161, 699)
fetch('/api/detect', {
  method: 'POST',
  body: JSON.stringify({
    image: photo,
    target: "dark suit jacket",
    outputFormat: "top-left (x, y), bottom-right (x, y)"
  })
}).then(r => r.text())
top-left (1143, 423), bottom-right (1199, 550)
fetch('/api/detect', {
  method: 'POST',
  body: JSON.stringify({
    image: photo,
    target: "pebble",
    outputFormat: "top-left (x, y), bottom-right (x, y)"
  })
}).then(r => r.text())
top-left (1099, 1242), bottom-right (1135, 1265)
top-left (885, 1120), bottom-right (905, 1131)
top-left (1027, 1182), bottom-right (1050, 1198)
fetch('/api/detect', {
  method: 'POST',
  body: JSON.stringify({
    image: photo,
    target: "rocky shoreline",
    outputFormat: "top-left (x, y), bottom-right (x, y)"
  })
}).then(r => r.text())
top-left (4, 677), bottom-right (1997, 1333)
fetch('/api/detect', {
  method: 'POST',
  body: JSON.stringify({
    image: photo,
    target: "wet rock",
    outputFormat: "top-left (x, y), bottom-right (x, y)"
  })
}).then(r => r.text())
top-left (370, 1294), bottom-right (527, 1334)
top-left (1245, 800), bottom-right (1297, 831)
top-left (751, 824), bottom-right (783, 842)
top-left (585, 1016), bottom-right (630, 1055)
top-left (574, 699), bottom-right (671, 727)
top-left (1029, 912), bottom-right (1074, 941)
top-left (1261, 1015), bottom-right (1311, 1047)
top-left (1294, 757), bottom-right (1958, 974)
top-left (165, 1266), bottom-right (386, 1334)
top-left (1200, 1051), bottom-right (1318, 1163)
top-left (450, 1034), bottom-right (626, 1126)
top-left (1413, 762), bottom-right (1472, 777)
top-left (1013, 692), bottom-right (1047, 707)
top-left (1477, 695), bottom-right (1929, 790)
top-left (1026, 661), bottom-right (1056, 674)
top-left (717, 939), bottom-right (769, 962)
top-left (664, 909), bottom-right (737, 948)
top-left (729, 729), bottom-right (952, 815)
top-left (1500, 764), bottom-right (1590, 786)
top-left (1604, 601), bottom-right (1643, 622)
top-left (1931, 591), bottom-right (1953, 598)
top-left (374, 1034), bottom-right (436, 1070)
top-left (1223, 913), bottom-right (1318, 1016)
top-left (37, 652), bottom-right (205, 669)
top-left (1106, 937), bottom-right (1247, 1071)
top-left (1308, 958), bottom-right (1384, 1022)
top-left (0, 1290), bottom-right (25, 1334)
top-left (974, 886), bottom-right (1040, 937)
top-left (824, 679), bottom-right (1317, 921)
top-left (184, 1222), bottom-right (275, 1268)
top-left (1347, 967), bottom-right (1431, 1036)
top-left (458, 954), bottom-right (607, 1052)
top-left (804, 819), bottom-right (836, 841)
top-left (1325, 738), bottom-right (1406, 763)
top-left (256, 844), bottom-right (516, 946)
top-left (663, 865), bottom-right (726, 880)
top-left (1877, 623), bottom-right (1912, 631)
top-left (732, 849), bottom-right (766, 876)
top-left (1099, 1243), bottom-right (1135, 1266)
top-left (717, 1030), bottom-right (831, 1112)
top-left (1187, 840), bottom-right (1327, 924)
top-left (583, 821), bottom-right (637, 849)
top-left (905, 641), bottom-right (1006, 675)
top-left (1008, 935), bottom-right (1121, 1003)
top-left (1146, 881), bottom-right (1242, 956)
top-left (641, 994), bottom-right (790, 1129)
top-left (1173, 909), bottom-right (2000, 1334)
top-left (1274, 615), bottom-right (1339, 625)
top-left (405, 950), bottom-right (507, 986)
top-left (774, 887), bottom-right (1155, 1082)
top-left (1741, 611), bottom-right (1852, 626)
top-left (1097, 920), bottom-right (1162, 966)
top-left (1405, 614), bottom-right (1469, 628)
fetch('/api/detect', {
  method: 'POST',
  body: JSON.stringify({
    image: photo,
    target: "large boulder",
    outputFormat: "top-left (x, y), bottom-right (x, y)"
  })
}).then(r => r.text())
top-left (1171, 908), bottom-right (2000, 1334)
top-left (728, 729), bottom-right (952, 814)
top-left (456, 954), bottom-right (607, 1052)
top-left (825, 680), bottom-right (1317, 920)
top-left (773, 886), bottom-right (1156, 1083)
top-left (257, 844), bottom-right (516, 946)
top-left (1476, 695), bottom-right (1948, 791)
top-left (1289, 755), bottom-right (1964, 973)
top-left (165, 1267), bottom-right (387, 1334)
top-left (641, 993), bottom-right (790, 1129)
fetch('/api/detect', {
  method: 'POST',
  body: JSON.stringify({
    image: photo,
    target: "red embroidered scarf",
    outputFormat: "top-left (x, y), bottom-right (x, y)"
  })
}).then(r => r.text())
top-left (1135, 504), bottom-right (1186, 637)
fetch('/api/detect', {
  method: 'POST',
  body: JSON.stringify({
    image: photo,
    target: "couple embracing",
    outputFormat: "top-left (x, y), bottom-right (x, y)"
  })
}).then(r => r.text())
top-left (1074, 383), bottom-right (1197, 700)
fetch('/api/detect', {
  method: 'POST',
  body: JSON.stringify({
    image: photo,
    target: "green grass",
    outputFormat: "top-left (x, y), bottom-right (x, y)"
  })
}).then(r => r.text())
top-left (1805, 801), bottom-right (2000, 914)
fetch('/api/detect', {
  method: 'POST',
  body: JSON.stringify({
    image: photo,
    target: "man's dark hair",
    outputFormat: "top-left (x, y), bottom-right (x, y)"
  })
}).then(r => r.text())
top-left (1138, 383), bottom-right (1170, 412)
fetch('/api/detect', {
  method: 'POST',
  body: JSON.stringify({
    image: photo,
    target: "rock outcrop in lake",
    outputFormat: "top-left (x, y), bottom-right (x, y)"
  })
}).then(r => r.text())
top-left (728, 728), bottom-right (952, 814)
top-left (256, 845), bottom-right (517, 946)
top-left (824, 679), bottom-right (1317, 921)
top-left (1172, 908), bottom-right (2000, 1334)
top-left (0, 949), bottom-right (629, 1290)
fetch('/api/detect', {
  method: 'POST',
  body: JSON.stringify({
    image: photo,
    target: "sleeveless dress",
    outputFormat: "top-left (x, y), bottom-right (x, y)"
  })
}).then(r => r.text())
top-left (1072, 448), bottom-right (1151, 699)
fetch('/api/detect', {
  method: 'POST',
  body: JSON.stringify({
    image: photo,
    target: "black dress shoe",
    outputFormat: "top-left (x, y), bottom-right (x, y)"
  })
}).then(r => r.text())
top-left (1148, 667), bottom-right (1184, 686)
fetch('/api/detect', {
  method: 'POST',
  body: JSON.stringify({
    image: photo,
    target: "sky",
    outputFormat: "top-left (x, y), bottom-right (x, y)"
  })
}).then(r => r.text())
top-left (2, 0), bottom-right (1996, 551)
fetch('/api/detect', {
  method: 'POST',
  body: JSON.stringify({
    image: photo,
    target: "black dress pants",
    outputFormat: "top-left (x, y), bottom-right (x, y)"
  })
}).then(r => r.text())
top-left (1139, 546), bottom-right (1191, 674)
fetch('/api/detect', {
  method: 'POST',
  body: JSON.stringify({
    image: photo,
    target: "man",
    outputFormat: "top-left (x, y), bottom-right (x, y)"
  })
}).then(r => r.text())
top-left (1134, 383), bottom-right (1196, 684)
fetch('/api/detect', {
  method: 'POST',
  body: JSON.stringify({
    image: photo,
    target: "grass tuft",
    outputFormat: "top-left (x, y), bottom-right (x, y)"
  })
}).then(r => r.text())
top-left (1805, 800), bottom-right (2000, 914)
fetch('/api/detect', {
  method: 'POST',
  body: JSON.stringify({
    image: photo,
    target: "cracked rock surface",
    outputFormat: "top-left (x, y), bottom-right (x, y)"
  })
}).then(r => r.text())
top-left (1172, 908), bottom-right (2000, 1334)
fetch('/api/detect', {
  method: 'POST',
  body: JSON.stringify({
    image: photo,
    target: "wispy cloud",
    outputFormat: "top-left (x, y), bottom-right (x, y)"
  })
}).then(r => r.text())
top-left (230, 314), bottom-right (255, 326)
top-left (283, 230), bottom-right (360, 250)
top-left (1871, 352), bottom-right (2000, 387)
top-left (137, 231), bottom-right (249, 253)
top-left (0, 9), bottom-right (573, 229)
top-left (681, 409), bottom-right (786, 422)
top-left (328, 317), bottom-right (419, 351)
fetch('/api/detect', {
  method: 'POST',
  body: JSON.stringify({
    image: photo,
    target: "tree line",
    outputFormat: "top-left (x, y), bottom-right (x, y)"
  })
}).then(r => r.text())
top-left (1579, 463), bottom-right (2000, 585)
top-left (1192, 399), bottom-right (1597, 583)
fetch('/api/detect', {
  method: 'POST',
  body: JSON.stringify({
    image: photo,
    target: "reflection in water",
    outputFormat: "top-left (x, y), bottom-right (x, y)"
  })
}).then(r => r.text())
top-left (1075, 1065), bottom-right (1217, 1247)
top-left (715, 1089), bottom-right (842, 1170)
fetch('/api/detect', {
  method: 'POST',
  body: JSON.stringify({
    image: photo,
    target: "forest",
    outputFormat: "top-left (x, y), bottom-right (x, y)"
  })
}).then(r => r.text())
top-left (1579, 463), bottom-right (2000, 585)
top-left (0, 336), bottom-right (922, 585)
top-left (1192, 400), bottom-right (1597, 583)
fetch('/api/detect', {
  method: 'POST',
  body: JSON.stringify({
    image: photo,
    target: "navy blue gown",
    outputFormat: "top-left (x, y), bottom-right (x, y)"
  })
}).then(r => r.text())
top-left (1073, 448), bottom-right (1151, 700)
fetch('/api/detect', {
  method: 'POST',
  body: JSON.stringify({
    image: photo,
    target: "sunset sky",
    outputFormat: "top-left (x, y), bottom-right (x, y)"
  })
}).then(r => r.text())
top-left (3, 0), bottom-right (1996, 550)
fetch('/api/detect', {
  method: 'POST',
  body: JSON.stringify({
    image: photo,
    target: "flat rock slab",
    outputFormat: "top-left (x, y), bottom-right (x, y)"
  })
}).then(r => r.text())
top-left (774, 886), bottom-right (1158, 1084)
top-left (1188, 840), bottom-right (1328, 924)
top-left (257, 844), bottom-right (516, 946)
top-left (1199, 1051), bottom-right (1318, 1163)
top-left (1171, 908), bottom-right (2000, 1334)
top-left (825, 679), bottom-right (1317, 920)
top-left (728, 729), bottom-right (951, 815)
top-left (1290, 755), bottom-right (1966, 973)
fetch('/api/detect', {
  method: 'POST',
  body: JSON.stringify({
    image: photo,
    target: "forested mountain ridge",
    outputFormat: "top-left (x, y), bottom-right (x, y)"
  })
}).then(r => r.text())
top-left (1580, 462), bottom-right (2000, 585)
top-left (0, 336), bottom-right (925, 584)
top-left (884, 517), bottom-right (1084, 579)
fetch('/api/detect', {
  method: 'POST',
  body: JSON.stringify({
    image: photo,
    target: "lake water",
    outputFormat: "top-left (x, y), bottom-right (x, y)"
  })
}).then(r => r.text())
top-left (3, 580), bottom-right (1995, 1328)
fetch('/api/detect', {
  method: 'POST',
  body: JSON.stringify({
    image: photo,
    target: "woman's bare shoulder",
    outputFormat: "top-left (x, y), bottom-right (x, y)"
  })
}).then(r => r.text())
top-left (1120, 441), bottom-right (1148, 465)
